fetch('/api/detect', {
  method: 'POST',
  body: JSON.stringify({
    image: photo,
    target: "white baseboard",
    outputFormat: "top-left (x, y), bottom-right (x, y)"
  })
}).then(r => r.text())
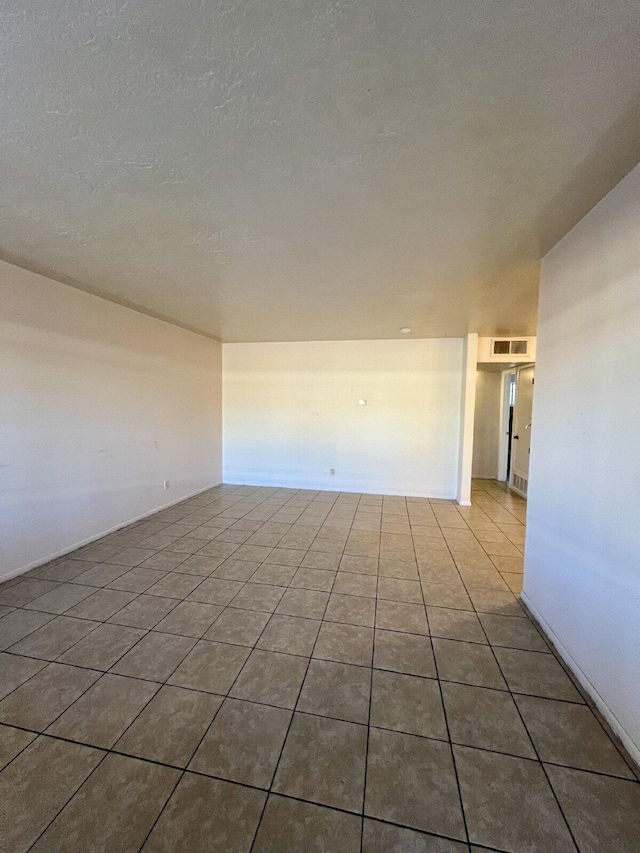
top-left (522, 591), bottom-right (640, 768)
top-left (222, 476), bottom-right (456, 501)
top-left (1, 482), bottom-right (222, 585)
top-left (456, 500), bottom-right (472, 506)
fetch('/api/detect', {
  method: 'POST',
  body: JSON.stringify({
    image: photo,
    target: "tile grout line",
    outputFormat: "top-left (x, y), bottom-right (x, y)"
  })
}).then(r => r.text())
top-left (247, 487), bottom-right (352, 853)
top-left (437, 508), bottom-right (582, 853)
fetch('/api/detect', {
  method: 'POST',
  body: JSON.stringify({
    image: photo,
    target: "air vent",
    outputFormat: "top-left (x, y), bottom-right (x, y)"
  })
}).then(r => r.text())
top-left (512, 473), bottom-right (528, 497)
top-left (493, 339), bottom-right (528, 356)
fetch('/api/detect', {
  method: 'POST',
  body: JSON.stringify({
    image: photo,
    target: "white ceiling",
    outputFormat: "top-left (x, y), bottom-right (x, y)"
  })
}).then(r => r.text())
top-left (1, 1), bottom-right (638, 342)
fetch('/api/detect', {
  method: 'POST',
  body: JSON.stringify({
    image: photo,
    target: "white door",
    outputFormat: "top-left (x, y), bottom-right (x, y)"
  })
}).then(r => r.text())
top-left (510, 364), bottom-right (534, 497)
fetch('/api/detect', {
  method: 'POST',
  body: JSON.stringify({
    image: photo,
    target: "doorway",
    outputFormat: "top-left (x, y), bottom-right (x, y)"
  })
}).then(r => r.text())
top-left (498, 370), bottom-right (516, 483)
top-left (510, 364), bottom-right (534, 497)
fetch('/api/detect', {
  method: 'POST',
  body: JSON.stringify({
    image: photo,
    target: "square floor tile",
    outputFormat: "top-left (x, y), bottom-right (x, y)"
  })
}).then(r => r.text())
top-left (494, 647), bottom-right (584, 701)
top-left (213, 559), bottom-right (261, 581)
top-left (479, 613), bottom-right (549, 652)
top-left (174, 554), bottom-right (224, 575)
top-left (273, 712), bottom-right (367, 812)
top-left (138, 551), bottom-right (189, 572)
top-left (169, 640), bottom-right (250, 694)
top-left (110, 631), bottom-right (196, 681)
top-left (371, 669), bottom-right (446, 739)
top-left (301, 551), bottom-right (341, 570)
top-left (186, 577), bottom-right (244, 606)
top-left (144, 572), bottom-right (204, 600)
top-left (190, 696), bottom-right (291, 788)
top-left (254, 795), bottom-right (362, 853)
top-left (433, 638), bottom-right (507, 689)
top-left (421, 582), bottom-right (473, 611)
top-left (36, 559), bottom-right (97, 583)
top-left (141, 772), bottom-right (266, 853)
top-left (71, 563), bottom-right (130, 587)
top-left (58, 623), bottom-right (146, 671)
top-left (0, 724), bottom-right (37, 770)
top-left (65, 588), bottom-right (137, 621)
top-left (24, 582), bottom-right (95, 615)
top-left (257, 614), bottom-right (320, 656)
top-left (0, 578), bottom-right (60, 607)
top-left (467, 587), bottom-right (525, 617)
top-left (154, 601), bottom-right (223, 638)
top-left (298, 659), bottom-right (371, 723)
top-left (362, 819), bottom-right (468, 853)
top-left (233, 544), bottom-right (273, 563)
top-left (9, 615), bottom-right (99, 660)
top-left (108, 595), bottom-right (178, 629)
top-left (0, 662), bottom-right (100, 730)
top-left (107, 567), bottom-right (166, 593)
top-left (0, 652), bottom-right (47, 700)
top-left (229, 583), bottom-right (285, 613)
top-left (263, 549), bottom-right (306, 567)
top-left (515, 694), bottom-right (635, 777)
top-left (249, 564), bottom-right (297, 586)
top-left (313, 622), bottom-right (374, 667)
top-left (324, 593), bottom-right (376, 627)
top-left (291, 567), bottom-right (336, 592)
top-left (115, 684), bottom-right (222, 767)
top-left (204, 607), bottom-right (270, 646)
top-left (108, 547), bottom-right (159, 567)
top-left (427, 607), bottom-right (487, 643)
top-left (365, 727), bottom-right (465, 838)
top-left (373, 629), bottom-right (436, 677)
top-left (378, 559), bottom-right (419, 580)
top-left (230, 648), bottom-right (308, 709)
top-left (339, 555), bottom-right (378, 575)
top-left (546, 764), bottom-right (640, 853)
top-left (442, 681), bottom-right (535, 757)
top-left (30, 752), bottom-right (180, 853)
top-left (0, 736), bottom-right (103, 853)
top-left (377, 577), bottom-right (422, 604)
top-left (276, 588), bottom-right (329, 619)
top-left (376, 600), bottom-right (428, 634)
top-left (333, 572), bottom-right (377, 597)
top-left (47, 673), bottom-right (159, 748)
top-left (454, 744), bottom-right (576, 852)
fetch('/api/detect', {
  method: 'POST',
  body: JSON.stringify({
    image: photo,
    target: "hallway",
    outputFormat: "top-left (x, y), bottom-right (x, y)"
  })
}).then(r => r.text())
top-left (0, 482), bottom-right (638, 852)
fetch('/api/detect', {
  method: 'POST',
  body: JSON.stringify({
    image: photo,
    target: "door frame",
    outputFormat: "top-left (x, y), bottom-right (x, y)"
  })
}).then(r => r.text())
top-left (497, 369), bottom-right (516, 481)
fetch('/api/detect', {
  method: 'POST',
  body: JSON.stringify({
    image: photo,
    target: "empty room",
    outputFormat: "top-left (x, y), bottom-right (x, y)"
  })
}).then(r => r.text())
top-left (1, 2), bottom-right (639, 852)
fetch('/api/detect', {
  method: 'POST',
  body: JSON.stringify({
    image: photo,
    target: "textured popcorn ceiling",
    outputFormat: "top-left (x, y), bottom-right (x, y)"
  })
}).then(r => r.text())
top-left (1, 0), bottom-right (638, 341)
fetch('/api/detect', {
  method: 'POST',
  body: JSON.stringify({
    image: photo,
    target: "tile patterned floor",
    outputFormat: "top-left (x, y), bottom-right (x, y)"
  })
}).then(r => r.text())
top-left (1, 479), bottom-right (638, 852)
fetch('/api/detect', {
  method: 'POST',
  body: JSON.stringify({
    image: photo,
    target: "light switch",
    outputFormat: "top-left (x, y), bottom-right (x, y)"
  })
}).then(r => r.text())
top-left (358, 399), bottom-right (367, 406)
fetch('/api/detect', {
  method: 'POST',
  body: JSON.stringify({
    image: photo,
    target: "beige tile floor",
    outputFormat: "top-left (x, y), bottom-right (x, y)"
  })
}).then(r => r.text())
top-left (0, 479), bottom-right (638, 852)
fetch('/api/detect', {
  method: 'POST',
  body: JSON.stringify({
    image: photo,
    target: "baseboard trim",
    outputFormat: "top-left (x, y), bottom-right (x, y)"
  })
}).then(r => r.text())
top-left (1, 482), bottom-right (222, 584)
top-left (521, 591), bottom-right (640, 768)
top-left (222, 478), bottom-right (456, 501)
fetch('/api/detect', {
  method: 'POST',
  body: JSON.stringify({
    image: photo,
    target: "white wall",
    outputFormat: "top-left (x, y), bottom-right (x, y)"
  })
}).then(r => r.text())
top-left (0, 263), bottom-right (222, 579)
top-left (223, 339), bottom-right (463, 497)
top-left (472, 370), bottom-right (502, 479)
top-left (524, 164), bottom-right (640, 761)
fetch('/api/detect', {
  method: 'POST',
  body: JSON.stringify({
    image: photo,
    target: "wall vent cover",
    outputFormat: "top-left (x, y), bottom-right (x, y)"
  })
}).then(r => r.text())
top-left (512, 473), bottom-right (528, 497)
top-left (492, 339), bottom-right (528, 356)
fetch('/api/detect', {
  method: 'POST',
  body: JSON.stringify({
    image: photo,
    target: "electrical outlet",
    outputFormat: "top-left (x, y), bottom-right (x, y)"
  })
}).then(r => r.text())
top-left (163, 480), bottom-right (170, 490)
top-left (330, 468), bottom-right (336, 476)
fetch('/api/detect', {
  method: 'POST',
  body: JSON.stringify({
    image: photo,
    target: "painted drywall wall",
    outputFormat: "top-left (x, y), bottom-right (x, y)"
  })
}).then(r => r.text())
top-left (523, 164), bottom-right (640, 761)
top-left (0, 263), bottom-right (222, 579)
top-left (223, 338), bottom-right (463, 497)
top-left (472, 371), bottom-right (502, 479)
